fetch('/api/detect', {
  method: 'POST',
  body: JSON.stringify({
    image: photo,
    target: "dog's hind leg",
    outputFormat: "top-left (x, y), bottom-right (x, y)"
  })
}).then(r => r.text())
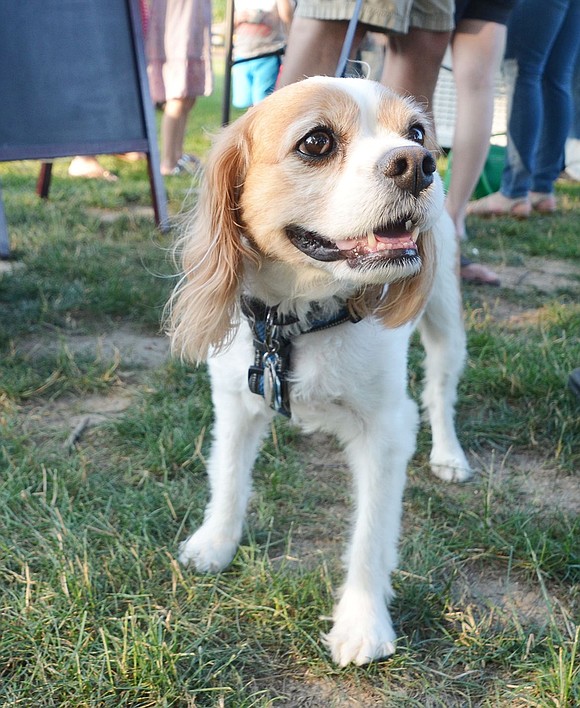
top-left (418, 225), bottom-right (471, 482)
top-left (179, 389), bottom-right (271, 573)
top-left (323, 398), bottom-right (417, 666)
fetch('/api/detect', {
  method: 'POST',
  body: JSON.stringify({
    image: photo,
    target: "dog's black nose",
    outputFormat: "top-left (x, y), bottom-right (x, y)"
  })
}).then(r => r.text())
top-left (379, 146), bottom-right (436, 197)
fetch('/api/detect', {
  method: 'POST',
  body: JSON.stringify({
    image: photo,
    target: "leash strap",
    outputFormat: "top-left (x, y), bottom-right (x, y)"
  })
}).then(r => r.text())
top-left (335, 0), bottom-right (365, 78)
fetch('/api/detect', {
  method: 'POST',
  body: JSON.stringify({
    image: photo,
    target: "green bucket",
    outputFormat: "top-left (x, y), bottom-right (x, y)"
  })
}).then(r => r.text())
top-left (444, 143), bottom-right (506, 199)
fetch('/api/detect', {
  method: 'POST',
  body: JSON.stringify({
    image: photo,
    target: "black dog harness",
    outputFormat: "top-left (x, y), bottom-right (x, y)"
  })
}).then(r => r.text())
top-left (241, 295), bottom-right (362, 418)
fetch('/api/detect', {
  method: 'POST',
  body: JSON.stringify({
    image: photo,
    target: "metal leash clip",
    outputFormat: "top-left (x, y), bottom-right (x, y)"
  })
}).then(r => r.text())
top-left (262, 351), bottom-right (284, 412)
top-left (262, 307), bottom-right (285, 414)
top-left (243, 299), bottom-right (294, 418)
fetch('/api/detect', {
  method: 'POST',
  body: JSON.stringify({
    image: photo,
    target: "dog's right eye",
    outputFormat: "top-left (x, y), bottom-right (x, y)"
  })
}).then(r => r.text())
top-left (297, 130), bottom-right (335, 158)
top-left (407, 124), bottom-right (426, 145)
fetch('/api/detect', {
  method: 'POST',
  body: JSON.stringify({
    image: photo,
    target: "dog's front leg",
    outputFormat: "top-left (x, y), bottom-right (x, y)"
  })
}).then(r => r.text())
top-left (418, 304), bottom-right (471, 482)
top-left (179, 386), bottom-right (271, 573)
top-left (417, 213), bottom-right (471, 482)
top-left (418, 268), bottom-right (471, 482)
top-left (325, 399), bottom-right (418, 667)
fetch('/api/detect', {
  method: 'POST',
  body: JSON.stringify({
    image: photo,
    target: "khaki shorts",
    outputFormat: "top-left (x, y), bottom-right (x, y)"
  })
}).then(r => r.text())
top-left (295, 0), bottom-right (454, 33)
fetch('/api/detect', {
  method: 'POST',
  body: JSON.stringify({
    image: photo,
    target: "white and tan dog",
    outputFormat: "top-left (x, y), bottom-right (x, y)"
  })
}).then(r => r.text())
top-left (169, 77), bottom-right (471, 667)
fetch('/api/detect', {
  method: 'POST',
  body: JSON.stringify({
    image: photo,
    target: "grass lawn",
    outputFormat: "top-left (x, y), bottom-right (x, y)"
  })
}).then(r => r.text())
top-left (0, 62), bottom-right (578, 706)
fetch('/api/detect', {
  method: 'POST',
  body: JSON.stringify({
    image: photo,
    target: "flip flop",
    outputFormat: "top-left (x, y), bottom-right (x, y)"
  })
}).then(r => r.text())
top-left (460, 255), bottom-right (501, 287)
top-left (163, 154), bottom-right (202, 176)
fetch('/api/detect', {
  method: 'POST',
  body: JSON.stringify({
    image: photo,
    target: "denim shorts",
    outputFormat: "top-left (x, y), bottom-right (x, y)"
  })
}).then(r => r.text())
top-left (295, 0), bottom-right (454, 33)
top-left (455, 0), bottom-right (516, 25)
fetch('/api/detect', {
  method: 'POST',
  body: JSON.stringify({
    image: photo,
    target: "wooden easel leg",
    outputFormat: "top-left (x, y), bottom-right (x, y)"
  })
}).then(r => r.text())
top-left (147, 154), bottom-right (169, 231)
top-left (37, 162), bottom-right (53, 198)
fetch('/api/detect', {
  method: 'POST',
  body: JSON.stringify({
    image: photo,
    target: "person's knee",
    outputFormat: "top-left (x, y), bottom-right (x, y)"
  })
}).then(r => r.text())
top-left (383, 28), bottom-right (449, 104)
top-left (164, 97), bottom-right (196, 118)
top-left (454, 61), bottom-right (496, 93)
top-left (391, 28), bottom-right (449, 63)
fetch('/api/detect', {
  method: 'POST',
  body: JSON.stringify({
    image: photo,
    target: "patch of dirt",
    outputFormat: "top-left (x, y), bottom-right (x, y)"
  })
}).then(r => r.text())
top-left (471, 449), bottom-right (579, 515)
top-left (465, 256), bottom-right (578, 324)
top-left (273, 675), bottom-right (388, 707)
top-left (85, 205), bottom-right (156, 223)
top-left (444, 453), bottom-right (577, 639)
top-left (20, 326), bottom-right (170, 370)
top-left (453, 564), bottom-right (563, 632)
top-left (492, 257), bottom-right (578, 293)
top-left (23, 389), bottom-right (135, 437)
top-left (18, 325), bottom-right (170, 444)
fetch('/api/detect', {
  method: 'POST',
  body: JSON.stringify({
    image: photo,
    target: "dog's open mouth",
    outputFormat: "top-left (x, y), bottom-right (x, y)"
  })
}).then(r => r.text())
top-left (286, 220), bottom-right (420, 266)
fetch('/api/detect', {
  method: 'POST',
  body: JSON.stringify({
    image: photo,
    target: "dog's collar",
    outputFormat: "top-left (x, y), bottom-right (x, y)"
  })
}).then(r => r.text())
top-left (241, 295), bottom-right (362, 417)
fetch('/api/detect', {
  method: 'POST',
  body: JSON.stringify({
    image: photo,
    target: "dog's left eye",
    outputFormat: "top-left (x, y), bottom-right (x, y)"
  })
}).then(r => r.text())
top-left (297, 130), bottom-right (335, 158)
top-left (407, 124), bottom-right (425, 145)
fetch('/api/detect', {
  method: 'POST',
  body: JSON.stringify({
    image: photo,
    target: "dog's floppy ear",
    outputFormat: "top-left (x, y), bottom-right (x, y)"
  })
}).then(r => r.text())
top-left (373, 229), bottom-right (436, 328)
top-left (168, 117), bottom-right (254, 362)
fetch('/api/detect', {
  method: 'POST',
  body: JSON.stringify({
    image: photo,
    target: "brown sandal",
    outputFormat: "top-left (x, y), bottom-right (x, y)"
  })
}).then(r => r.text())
top-left (530, 192), bottom-right (557, 213)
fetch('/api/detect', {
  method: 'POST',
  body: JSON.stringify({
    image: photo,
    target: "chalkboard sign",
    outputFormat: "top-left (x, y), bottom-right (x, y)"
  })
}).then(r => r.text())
top-left (0, 0), bottom-right (167, 257)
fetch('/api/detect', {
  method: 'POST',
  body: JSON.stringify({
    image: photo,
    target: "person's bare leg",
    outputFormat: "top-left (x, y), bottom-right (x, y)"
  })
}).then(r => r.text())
top-left (278, 18), bottom-right (367, 87)
top-left (381, 27), bottom-right (450, 112)
top-left (160, 97), bottom-right (196, 174)
top-left (445, 20), bottom-right (507, 239)
top-left (445, 20), bottom-right (506, 285)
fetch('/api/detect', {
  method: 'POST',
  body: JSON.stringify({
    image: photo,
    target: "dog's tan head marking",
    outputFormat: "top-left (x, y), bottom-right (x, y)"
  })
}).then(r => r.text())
top-left (169, 77), bottom-right (444, 362)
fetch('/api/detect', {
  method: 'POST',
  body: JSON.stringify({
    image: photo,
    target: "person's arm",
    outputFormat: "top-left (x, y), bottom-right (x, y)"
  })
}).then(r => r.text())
top-left (276, 0), bottom-right (294, 29)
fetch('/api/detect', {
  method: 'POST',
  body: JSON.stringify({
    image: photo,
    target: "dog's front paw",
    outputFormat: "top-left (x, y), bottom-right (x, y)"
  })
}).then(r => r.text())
top-left (430, 449), bottom-right (472, 482)
top-left (324, 590), bottom-right (397, 667)
top-left (178, 525), bottom-right (239, 573)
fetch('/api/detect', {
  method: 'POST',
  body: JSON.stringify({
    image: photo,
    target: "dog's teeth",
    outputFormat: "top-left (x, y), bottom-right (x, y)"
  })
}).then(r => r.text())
top-left (367, 232), bottom-right (378, 247)
top-left (405, 220), bottom-right (413, 231)
top-left (411, 226), bottom-right (420, 242)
